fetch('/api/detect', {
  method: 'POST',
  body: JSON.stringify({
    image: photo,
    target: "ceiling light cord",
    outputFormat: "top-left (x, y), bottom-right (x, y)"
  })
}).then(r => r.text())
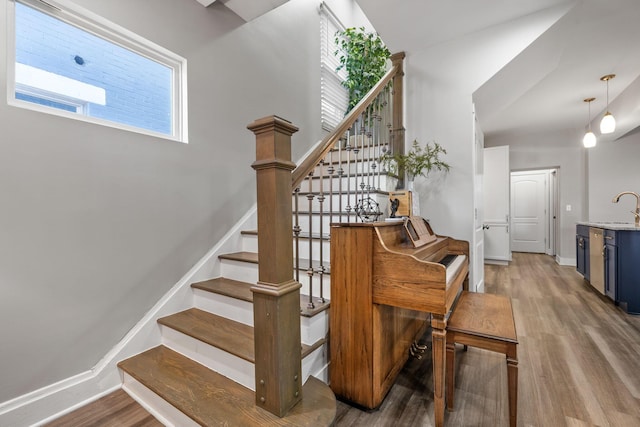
top-left (583, 97), bottom-right (596, 148)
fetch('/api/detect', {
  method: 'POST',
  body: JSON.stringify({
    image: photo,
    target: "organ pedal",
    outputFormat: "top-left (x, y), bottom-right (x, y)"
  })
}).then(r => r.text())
top-left (410, 340), bottom-right (430, 359)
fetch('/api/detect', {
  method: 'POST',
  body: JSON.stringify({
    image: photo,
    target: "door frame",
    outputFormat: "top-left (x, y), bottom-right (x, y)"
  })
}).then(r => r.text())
top-left (510, 168), bottom-right (559, 256)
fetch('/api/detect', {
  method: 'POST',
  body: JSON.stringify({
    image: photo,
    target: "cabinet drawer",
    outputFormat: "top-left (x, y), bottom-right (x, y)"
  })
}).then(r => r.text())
top-left (577, 224), bottom-right (590, 237)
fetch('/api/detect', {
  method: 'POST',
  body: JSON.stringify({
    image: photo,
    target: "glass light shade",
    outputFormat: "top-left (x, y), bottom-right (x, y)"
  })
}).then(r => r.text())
top-left (600, 112), bottom-right (616, 134)
top-left (583, 131), bottom-right (597, 148)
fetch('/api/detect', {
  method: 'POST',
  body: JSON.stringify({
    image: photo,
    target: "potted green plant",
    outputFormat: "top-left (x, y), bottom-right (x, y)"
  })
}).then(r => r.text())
top-left (381, 139), bottom-right (450, 190)
top-left (335, 27), bottom-right (391, 111)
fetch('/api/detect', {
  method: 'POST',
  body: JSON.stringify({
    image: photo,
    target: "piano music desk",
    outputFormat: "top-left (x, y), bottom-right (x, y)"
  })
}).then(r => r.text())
top-left (446, 291), bottom-right (518, 427)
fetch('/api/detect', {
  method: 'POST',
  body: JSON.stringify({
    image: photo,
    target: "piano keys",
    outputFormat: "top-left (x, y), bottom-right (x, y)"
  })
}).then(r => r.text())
top-left (329, 217), bottom-right (469, 416)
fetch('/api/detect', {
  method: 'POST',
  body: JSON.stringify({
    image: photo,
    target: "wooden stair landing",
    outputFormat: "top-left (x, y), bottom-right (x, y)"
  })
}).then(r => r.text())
top-left (118, 346), bottom-right (336, 426)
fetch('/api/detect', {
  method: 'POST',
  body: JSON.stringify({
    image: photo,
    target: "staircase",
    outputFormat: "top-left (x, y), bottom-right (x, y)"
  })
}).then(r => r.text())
top-left (115, 54), bottom-right (406, 427)
top-left (115, 147), bottom-right (396, 426)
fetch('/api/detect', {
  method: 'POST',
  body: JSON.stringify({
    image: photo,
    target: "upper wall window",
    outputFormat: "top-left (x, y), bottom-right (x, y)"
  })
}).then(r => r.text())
top-left (7, 0), bottom-right (188, 142)
top-left (320, 3), bottom-right (347, 132)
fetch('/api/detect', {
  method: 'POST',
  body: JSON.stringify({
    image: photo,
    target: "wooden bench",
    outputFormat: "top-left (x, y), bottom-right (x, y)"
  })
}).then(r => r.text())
top-left (446, 291), bottom-right (518, 427)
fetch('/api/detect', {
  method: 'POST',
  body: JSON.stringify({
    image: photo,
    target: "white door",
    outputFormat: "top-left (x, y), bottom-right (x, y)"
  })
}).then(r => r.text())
top-left (472, 108), bottom-right (485, 292)
top-left (511, 171), bottom-right (547, 253)
top-left (483, 146), bottom-right (510, 262)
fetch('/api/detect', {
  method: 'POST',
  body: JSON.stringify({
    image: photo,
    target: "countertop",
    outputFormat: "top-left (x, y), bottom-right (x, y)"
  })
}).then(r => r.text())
top-left (577, 221), bottom-right (640, 231)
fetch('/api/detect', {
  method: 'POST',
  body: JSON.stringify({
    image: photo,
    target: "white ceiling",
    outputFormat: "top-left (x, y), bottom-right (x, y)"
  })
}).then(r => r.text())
top-left (356, 0), bottom-right (640, 143)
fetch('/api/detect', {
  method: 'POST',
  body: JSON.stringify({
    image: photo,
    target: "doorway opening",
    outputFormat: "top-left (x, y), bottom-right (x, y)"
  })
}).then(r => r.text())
top-left (510, 168), bottom-right (558, 256)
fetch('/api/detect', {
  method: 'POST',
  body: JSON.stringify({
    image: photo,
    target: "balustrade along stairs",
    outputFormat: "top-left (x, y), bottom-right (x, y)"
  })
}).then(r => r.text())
top-left (116, 52), bottom-right (406, 426)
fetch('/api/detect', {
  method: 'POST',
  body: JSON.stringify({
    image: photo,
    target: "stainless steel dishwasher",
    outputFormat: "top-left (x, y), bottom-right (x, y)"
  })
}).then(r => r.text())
top-left (589, 227), bottom-right (605, 294)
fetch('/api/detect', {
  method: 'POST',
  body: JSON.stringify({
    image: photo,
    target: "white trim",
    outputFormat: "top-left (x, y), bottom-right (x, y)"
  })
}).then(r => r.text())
top-left (557, 255), bottom-right (576, 266)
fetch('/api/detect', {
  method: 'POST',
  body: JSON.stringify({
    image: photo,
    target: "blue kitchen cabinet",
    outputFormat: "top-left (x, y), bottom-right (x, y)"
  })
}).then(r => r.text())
top-left (616, 230), bottom-right (640, 314)
top-left (576, 225), bottom-right (590, 281)
top-left (604, 229), bottom-right (617, 301)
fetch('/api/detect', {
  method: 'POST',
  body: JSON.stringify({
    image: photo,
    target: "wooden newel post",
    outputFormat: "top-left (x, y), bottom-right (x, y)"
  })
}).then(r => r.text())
top-left (247, 115), bottom-right (303, 417)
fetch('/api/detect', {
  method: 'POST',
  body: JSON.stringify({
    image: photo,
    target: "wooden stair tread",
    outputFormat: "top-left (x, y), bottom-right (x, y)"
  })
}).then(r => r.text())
top-left (118, 346), bottom-right (335, 426)
top-left (219, 251), bottom-right (259, 263)
top-left (219, 252), bottom-right (331, 274)
top-left (191, 277), bottom-right (330, 317)
top-left (159, 308), bottom-right (254, 362)
top-left (158, 307), bottom-right (322, 360)
top-left (192, 277), bottom-right (254, 302)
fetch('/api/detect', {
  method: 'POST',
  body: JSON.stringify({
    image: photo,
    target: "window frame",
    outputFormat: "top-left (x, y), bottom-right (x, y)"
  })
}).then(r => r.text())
top-left (6, 0), bottom-right (189, 143)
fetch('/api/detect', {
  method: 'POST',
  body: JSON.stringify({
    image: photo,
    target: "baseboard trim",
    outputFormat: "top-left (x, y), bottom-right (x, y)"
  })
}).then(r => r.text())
top-left (556, 256), bottom-right (576, 266)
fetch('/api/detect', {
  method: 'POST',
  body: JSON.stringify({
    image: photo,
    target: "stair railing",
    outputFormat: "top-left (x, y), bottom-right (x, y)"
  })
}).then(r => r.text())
top-left (247, 51), bottom-right (404, 418)
top-left (291, 52), bottom-right (405, 310)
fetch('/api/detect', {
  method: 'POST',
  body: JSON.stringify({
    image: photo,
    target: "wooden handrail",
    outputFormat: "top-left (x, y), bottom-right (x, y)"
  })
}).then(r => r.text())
top-left (291, 52), bottom-right (404, 189)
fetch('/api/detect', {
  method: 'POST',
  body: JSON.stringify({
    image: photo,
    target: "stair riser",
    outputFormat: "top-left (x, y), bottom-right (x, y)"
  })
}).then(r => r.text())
top-left (301, 310), bottom-right (328, 345)
top-left (295, 189), bottom-right (392, 213)
top-left (300, 173), bottom-right (397, 193)
top-left (304, 346), bottom-right (329, 384)
top-left (219, 260), bottom-right (332, 300)
top-left (302, 211), bottom-right (391, 232)
top-left (317, 143), bottom-right (390, 164)
top-left (122, 373), bottom-right (199, 427)
top-left (194, 289), bottom-right (329, 346)
top-left (242, 235), bottom-right (332, 264)
top-left (161, 326), bottom-right (256, 390)
top-left (242, 233), bottom-right (258, 252)
top-left (219, 259), bottom-right (261, 285)
top-left (294, 239), bottom-right (331, 263)
top-left (193, 288), bottom-right (253, 326)
top-left (161, 326), bottom-right (328, 393)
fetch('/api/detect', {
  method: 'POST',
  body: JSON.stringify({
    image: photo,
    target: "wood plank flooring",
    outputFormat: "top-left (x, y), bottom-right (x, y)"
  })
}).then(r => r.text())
top-left (334, 253), bottom-right (640, 426)
top-left (42, 253), bottom-right (640, 426)
top-left (43, 389), bottom-right (162, 427)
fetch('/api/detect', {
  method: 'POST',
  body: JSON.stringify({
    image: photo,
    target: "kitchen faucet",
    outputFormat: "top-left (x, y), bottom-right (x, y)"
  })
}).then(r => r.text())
top-left (612, 191), bottom-right (640, 226)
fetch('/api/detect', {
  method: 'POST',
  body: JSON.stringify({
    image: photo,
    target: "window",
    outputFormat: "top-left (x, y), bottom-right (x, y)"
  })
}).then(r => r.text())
top-left (320, 3), bottom-right (348, 132)
top-left (7, 0), bottom-right (188, 142)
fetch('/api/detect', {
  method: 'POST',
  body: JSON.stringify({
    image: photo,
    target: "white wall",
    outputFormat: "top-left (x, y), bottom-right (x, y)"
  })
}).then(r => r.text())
top-left (400, 11), bottom-right (561, 285)
top-left (0, 0), bottom-right (369, 407)
top-left (588, 132), bottom-right (640, 222)
top-left (486, 130), bottom-right (586, 265)
top-left (406, 74), bottom-right (475, 244)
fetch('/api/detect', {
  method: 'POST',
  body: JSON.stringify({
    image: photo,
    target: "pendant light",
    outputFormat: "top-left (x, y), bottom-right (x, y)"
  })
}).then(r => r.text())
top-left (599, 74), bottom-right (616, 134)
top-left (583, 97), bottom-right (596, 148)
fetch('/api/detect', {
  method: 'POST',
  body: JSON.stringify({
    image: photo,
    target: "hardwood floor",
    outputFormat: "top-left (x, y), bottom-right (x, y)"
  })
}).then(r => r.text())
top-left (43, 253), bottom-right (640, 426)
top-left (43, 389), bottom-right (162, 427)
top-left (334, 253), bottom-right (640, 426)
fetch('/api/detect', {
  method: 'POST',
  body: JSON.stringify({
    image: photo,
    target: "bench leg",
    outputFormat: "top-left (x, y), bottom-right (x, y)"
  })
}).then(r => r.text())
top-left (446, 341), bottom-right (456, 411)
top-left (507, 352), bottom-right (518, 427)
